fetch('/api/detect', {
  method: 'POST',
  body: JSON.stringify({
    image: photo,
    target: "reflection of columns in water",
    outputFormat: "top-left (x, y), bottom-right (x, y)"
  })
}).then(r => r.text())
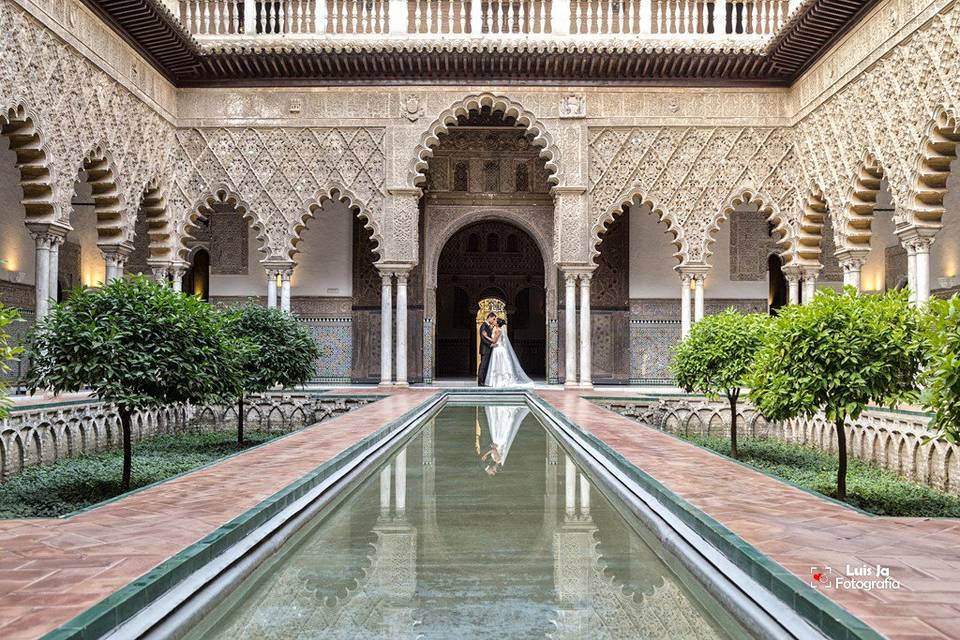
top-left (562, 454), bottom-right (591, 519)
top-left (379, 447), bottom-right (409, 519)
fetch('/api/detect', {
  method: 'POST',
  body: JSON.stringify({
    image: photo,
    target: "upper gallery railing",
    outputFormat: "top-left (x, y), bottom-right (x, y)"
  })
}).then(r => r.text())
top-left (178, 1), bottom-right (800, 39)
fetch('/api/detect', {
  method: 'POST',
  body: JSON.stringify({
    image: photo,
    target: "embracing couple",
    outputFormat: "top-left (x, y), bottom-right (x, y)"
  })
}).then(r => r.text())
top-left (477, 313), bottom-right (534, 388)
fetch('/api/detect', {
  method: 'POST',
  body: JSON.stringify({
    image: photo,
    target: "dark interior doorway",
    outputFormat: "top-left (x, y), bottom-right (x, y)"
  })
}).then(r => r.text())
top-left (435, 221), bottom-right (545, 379)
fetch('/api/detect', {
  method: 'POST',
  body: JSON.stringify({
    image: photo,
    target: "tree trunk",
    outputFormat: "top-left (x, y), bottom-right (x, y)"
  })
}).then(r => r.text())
top-left (119, 407), bottom-right (132, 492)
top-left (237, 392), bottom-right (245, 447)
top-left (728, 391), bottom-right (738, 459)
top-left (835, 416), bottom-right (847, 500)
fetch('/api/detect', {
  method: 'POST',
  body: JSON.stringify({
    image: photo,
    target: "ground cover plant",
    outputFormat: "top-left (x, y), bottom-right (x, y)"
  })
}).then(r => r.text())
top-left (682, 434), bottom-right (960, 518)
top-left (0, 429), bottom-right (280, 518)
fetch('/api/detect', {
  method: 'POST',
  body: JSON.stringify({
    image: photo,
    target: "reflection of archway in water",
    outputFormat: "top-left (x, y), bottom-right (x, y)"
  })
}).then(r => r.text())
top-left (435, 221), bottom-right (545, 378)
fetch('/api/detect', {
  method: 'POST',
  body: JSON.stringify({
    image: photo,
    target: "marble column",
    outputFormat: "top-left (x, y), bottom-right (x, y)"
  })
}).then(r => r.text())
top-left (151, 266), bottom-right (170, 286)
top-left (839, 255), bottom-right (866, 291)
top-left (32, 234), bottom-right (51, 319)
top-left (103, 245), bottom-right (130, 283)
top-left (578, 273), bottom-right (592, 389)
top-left (801, 269), bottom-right (818, 304)
top-left (169, 263), bottom-right (188, 293)
top-left (693, 275), bottom-right (705, 322)
top-left (266, 269), bottom-right (278, 308)
top-left (395, 271), bottom-right (408, 386)
top-left (280, 268), bottom-right (292, 312)
top-left (380, 271), bottom-right (393, 386)
top-left (784, 267), bottom-right (801, 305)
top-left (564, 272), bottom-right (578, 387)
top-left (48, 236), bottom-right (62, 299)
top-left (913, 237), bottom-right (933, 304)
top-left (679, 274), bottom-right (692, 338)
top-left (905, 241), bottom-right (918, 305)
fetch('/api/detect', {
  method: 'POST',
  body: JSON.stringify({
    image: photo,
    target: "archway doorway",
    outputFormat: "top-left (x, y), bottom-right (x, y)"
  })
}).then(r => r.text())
top-left (435, 221), bottom-right (545, 379)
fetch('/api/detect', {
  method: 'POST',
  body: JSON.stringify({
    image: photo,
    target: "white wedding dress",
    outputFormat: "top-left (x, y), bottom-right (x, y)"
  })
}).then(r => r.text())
top-left (484, 327), bottom-right (534, 388)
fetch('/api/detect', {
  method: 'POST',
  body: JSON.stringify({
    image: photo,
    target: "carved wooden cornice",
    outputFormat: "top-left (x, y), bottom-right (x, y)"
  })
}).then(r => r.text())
top-left (81, 0), bottom-right (880, 87)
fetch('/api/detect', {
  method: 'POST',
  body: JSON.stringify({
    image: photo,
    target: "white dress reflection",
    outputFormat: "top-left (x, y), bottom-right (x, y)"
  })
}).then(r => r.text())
top-left (479, 405), bottom-right (529, 475)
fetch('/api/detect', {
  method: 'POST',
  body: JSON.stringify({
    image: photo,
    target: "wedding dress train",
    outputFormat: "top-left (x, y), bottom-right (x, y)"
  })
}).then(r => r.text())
top-left (484, 327), bottom-right (534, 388)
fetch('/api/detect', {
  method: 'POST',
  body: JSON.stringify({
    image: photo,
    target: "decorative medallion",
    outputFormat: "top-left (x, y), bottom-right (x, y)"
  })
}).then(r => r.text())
top-left (559, 94), bottom-right (586, 119)
top-left (403, 94), bottom-right (424, 122)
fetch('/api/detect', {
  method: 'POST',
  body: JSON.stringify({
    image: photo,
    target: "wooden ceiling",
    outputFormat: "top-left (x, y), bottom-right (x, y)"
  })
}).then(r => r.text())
top-left (81, 0), bottom-right (880, 87)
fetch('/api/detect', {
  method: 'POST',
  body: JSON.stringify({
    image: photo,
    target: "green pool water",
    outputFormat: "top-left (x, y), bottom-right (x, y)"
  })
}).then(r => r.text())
top-left (185, 404), bottom-right (750, 639)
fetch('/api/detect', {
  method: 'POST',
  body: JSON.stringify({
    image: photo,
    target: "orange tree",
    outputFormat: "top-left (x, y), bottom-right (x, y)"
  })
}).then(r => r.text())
top-left (749, 288), bottom-right (923, 500)
top-left (26, 276), bottom-right (242, 491)
top-left (671, 309), bottom-right (769, 458)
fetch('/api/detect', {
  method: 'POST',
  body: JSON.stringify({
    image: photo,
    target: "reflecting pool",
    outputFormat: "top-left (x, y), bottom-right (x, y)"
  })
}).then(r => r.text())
top-left (186, 404), bottom-right (750, 639)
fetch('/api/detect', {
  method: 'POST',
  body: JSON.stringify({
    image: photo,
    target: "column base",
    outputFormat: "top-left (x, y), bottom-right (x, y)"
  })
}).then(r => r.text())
top-left (564, 381), bottom-right (580, 389)
top-left (393, 381), bottom-right (410, 388)
top-left (578, 382), bottom-right (594, 390)
top-left (378, 382), bottom-right (395, 389)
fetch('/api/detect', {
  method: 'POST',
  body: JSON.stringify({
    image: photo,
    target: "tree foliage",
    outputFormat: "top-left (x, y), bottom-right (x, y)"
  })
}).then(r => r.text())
top-left (749, 287), bottom-right (924, 499)
top-left (671, 309), bottom-right (769, 457)
top-left (26, 276), bottom-right (242, 489)
top-left (224, 303), bottom-right (321, 444)
top-left (920, 294), bottom-right (960, 442)
top-left (0, 305), bottom-right (23, 419)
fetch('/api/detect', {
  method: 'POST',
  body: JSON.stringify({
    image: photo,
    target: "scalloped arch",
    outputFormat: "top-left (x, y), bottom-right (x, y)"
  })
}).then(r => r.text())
top-left (592, 189), bottom-right (685, 265)
top-left (704, 186), bottom-right (794, 267)
top-left (176, 187), bottom-right (269, 263)
top-left (1, 101), bottom-right (57, 223)
top-left (905, 105), bottom-right (960, 233)
top-left (137, 176), bottom-right (173, 264)
top-left (838, 151), bottom-right (887, 253)
top-left (409, 93), bottom-right (561, 189)
top-left (78, 143), bottom-right (127, 246)
top-left (792, 185), bottom-right (831, 267)
top-left (292, 185), bottom-right (382, 261)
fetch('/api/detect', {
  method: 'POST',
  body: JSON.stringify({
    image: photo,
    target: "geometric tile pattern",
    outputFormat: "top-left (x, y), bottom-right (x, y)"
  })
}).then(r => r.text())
top-left (298, 316), bottom-right (352, 383)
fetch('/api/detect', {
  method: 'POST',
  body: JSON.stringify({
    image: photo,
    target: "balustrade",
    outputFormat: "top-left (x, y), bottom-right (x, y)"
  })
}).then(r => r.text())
top-left (178, 0), bottom-right (795, 36)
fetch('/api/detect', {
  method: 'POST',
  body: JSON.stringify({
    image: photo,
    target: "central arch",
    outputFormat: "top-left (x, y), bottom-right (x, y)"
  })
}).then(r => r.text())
top-left (434, 220), bottom-right (546, 380)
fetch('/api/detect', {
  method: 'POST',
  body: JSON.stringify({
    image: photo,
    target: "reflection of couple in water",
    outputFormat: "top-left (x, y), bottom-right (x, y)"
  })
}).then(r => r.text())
top-left (475, 405), bottom-right (529, 476)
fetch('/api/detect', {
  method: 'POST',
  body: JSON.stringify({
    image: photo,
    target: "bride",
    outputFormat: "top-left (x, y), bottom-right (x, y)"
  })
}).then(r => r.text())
top-left (485, 319), bottom-right (534, 388)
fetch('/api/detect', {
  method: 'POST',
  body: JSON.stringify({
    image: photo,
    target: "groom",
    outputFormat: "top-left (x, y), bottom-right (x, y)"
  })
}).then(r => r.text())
top-left (477, 312), bottom-right (497, 386)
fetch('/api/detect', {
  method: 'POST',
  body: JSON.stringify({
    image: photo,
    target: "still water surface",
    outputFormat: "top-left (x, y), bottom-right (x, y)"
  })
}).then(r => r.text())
top-left (186, 404), bottom-right (750, 639)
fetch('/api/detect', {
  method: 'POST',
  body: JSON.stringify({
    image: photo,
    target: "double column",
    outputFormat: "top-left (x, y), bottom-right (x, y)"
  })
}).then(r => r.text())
top-left (27, 224), bottom-right (69, 320)
top-left (378, 265), bottom-right (413, 387)
top-left (836, 251), bottom-right (868, 291)
top-left (678, 267), bottom-right (707, 339)
top-left (263, 261), bottom-right (294, 312)
top-left (783, 264), bottom-right (820, 305)
top-left (898, 229), bottom-right (934, 305)
top-left (561, 268), bottom-right (594, 389)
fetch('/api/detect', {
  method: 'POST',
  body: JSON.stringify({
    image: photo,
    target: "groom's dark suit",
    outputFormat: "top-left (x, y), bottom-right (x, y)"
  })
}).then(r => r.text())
top-left (478, 321), bottom-right (495, 386)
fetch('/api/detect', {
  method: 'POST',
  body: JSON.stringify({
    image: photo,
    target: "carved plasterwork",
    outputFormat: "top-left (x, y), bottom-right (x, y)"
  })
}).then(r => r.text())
top-left (408, 93), bottom-right (564, 189)
top-left (588, 126), bottom-right (802, 266)
top-left (167, 127), bottom-right (386, 261)
top-left (0, 0), bottom-right (174, 243)
top-left (794, 1), bottom-right (960, 249)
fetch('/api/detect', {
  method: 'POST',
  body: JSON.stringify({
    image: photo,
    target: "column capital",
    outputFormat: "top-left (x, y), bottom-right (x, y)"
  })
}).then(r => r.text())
top-left (168, 260), bottom-right (190, 280)
top-left (835, 251), bottom-right (867, 273)
top-left (26, 222), bottom-right (70, 244)
top-left (677, 264), bottom-right (710, 279)
top-left (799, 265), bottom-right (822, 282)
top-left (896, 225), bottom-right (936, 251)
